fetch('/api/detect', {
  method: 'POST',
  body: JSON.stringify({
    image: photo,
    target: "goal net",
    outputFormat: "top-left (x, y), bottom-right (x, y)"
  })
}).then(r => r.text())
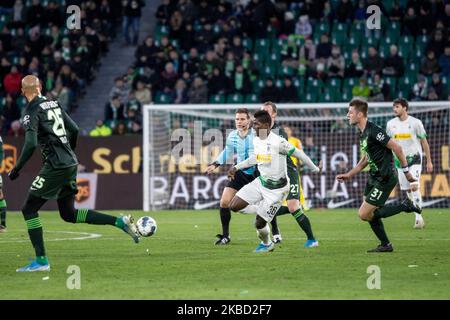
top-left (143, 102), bottom-right (450, 211)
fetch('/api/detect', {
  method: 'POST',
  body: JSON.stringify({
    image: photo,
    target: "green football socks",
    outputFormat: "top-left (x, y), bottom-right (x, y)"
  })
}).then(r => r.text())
top-left (0, 199), bottom-right (6, 227)
top-left (25, 215), bottom-right (48, 263)
top-left (76, 209), bottom-right (119, 226)
top-left (292, 209), bottom-right (315, 240)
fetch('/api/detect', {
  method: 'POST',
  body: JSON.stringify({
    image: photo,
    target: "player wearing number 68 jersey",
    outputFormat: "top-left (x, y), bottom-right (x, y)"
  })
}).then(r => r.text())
top-left (8, 75), bottom-right (140, 272)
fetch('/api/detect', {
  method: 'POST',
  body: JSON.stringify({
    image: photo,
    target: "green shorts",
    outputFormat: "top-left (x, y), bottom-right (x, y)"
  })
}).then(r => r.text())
top-left (364, 174), bottom-right (398, 207)
top-left (29, 163), bottom-right (78, 200)
top-left (287, 165), bottom-right (300, 200)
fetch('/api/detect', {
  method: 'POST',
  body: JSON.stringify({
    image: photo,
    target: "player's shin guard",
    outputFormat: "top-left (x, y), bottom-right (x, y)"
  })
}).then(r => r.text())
top-left (257, 223), bottom-right (271, 245)
top-left (368, 217), bottom-right (390, 246)
top-left (219, 207), bottom-right (231, 237)
top-left (292, 209), bottom-right (315, 240)
top-left (0, 199), bottom-right (6, 227)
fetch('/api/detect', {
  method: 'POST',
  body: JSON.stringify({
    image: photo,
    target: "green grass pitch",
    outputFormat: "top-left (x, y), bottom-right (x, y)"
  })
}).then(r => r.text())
top-left (1, 209), bottom-right (449, 299)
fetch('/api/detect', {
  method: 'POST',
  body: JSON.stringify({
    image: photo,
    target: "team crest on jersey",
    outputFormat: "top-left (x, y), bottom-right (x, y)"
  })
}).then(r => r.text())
top-left (22, 114), bottom-right (31, 126)
top-left (376, 132), bottom-right (385, 141)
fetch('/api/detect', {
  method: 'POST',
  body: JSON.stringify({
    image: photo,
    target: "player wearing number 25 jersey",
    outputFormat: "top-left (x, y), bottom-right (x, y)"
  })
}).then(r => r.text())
top-left (8, 75), bottom-right (140, 273)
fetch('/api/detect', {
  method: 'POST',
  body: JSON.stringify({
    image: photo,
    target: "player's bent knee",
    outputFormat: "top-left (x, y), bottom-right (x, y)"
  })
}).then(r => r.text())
top-left (254, 218), bottom-right (266, 229)
top-left (287, 202), bottom-right (298, 213)
top-left (358, 211), bottom-right (370, 221)
top-left (219, 198), bottom-right (230, 209)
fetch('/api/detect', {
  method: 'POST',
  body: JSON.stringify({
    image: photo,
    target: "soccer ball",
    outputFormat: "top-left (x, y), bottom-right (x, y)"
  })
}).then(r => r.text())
top-left (136, 216), bottom-right (157, 237)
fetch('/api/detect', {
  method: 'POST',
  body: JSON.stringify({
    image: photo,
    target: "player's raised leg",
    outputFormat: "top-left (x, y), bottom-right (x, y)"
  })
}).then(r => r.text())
top-left (57, 194), bottom-right (140, 243)
top-left (16, 194), bottom-right (50, 272)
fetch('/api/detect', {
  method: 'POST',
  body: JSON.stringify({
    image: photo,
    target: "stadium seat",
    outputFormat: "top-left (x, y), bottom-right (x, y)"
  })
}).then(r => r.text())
top-left (245, 94), bottom-right (259, 103)
top-left (242, 38), bottom-right (253, 51)
top-left (302, 91), bottom-right (318, 103)
top-left (209, 94), bottom-right (225, 104)
top-left (226, 93), bottom-right (244, 103)
top-left (254, 39), bottom-right (270, 56)
top-left (154, 92), bottom-right (172, 104)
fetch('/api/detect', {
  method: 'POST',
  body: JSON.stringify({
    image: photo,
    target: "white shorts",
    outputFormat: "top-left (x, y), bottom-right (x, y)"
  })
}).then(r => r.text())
top-left (397, 164), bottom-right (422, 190)
top-left (236, 178), bottom-right (289, 222)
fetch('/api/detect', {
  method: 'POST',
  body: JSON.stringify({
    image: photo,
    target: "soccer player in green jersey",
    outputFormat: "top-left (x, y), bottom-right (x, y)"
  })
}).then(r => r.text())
top-left (336, 99), bottom-right (422, 253)
top-left (9, 75), bottom-right (140, 272)
top-left (0, 136), bottom-right (7, 232)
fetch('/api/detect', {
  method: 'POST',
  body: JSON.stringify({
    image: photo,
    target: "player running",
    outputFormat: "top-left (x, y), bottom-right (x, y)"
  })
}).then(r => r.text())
top-left (206, 108), bottom-right (280, 245)
top-left (336, 99), bottom-right (422, 253)
top-left (261, 102), bottom-right (318, 247)
top-left (228, 110), bottom-right (321, 253)
top-left (9, 75), bottom-right (140, 272)
top-left (386, 98), bottom-right (433, 229)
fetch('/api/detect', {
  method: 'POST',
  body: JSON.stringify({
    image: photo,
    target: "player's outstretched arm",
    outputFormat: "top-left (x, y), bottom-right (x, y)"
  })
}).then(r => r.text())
top-left (386, 139), bottom-right (416, 182)
top-left (62, 110), bottom-right (79, 150)
top-left (207, 132), bottom-right (235, 174)
top-left (336, 155), bottom-right (368, 182)
top-left (291, 148), bottom-right (321, 173)
top-left (420, 138), bottom-right (433, 173)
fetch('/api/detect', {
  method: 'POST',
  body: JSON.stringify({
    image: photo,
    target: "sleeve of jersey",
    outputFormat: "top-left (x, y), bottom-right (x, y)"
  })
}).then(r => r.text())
top-left (372, 126), bottom-right (390, 147)
top-left (416, 120), bottom-right (427, 139)
top-left (234, 154), bottom-right (257, 170)
top-left (62, 109), bottom-right (79, 150)
top-left (385, 121), bottom-right (392, 137)
top-left (291, 148), bottom-right (320, 172)
top-left (15, 109), bottom-right (39, 171)
top-left (215, 132), bottom-right (234, 165)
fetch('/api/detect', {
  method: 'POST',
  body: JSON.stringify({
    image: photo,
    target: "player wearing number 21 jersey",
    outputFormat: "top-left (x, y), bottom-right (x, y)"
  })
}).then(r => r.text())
top-left (227, 110), bottom-right (321, 253)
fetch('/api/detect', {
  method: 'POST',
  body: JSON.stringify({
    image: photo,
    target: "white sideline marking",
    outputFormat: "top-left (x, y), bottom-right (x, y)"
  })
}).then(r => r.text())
top-left (0, 230), bottom-right (102, 243)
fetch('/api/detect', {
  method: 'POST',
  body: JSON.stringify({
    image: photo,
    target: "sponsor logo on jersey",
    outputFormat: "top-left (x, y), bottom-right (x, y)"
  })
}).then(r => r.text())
top-left (256, 154), bottom-right (272, 162)
top-left (394, 133), bottom-right (412, 139)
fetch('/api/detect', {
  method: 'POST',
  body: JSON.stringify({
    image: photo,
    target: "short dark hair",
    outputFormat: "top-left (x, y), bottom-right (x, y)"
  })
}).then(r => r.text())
top-left (393, 98), bottom-right (409, 111)
top-left (263, 101), bottom-right (277, 114)
top-left (349, 98), bottom-right (368, 117)
top-left (254, 110), bottom-right (272, 126)
top-left (235, 108), bottom-right (250, 118)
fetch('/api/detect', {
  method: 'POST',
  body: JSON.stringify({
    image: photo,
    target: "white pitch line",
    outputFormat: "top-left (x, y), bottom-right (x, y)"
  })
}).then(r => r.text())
top-left (88, 237), bottom-right (450, 242)
top-left (0, 230), bottom-right (102, 243)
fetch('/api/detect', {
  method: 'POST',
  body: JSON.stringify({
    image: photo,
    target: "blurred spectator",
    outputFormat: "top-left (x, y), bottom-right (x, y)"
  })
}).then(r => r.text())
top-left (426, 30), bottom-right (445, 58)
top-left (3, 65), bottom-right (22, 96)
top-left (364, 47), bottom-right (384, 76)
top-left (160, 62), bottom-right (179, 94)
top-left (259, 78), bottom-right (279, 102)
top-left (172, 79), bottom-right (189, 104)
top-left (114, 121), bottom-right (128, 135)
top-left (352, 77), bottom-right (370, 98)
top-left (208, 67), bottom-right (228, 96)
top-left (420, 50), bottom-right (440, 76)
top-left (403, 7), bottom-right (419, 37)
top-left (187, 77), bottom-right (208, 103)
top-left (336, 0), bottom-right (354, 23)
top-left (228, 65), bottom-right (251, 95)
top-left (155, 0), bottom-right (173, 25)
top-left (382, 45), bottom-right (404, 77)
top-left (354, 0), bottom-right (366, 22)
top-left (345, 50), bottom-right (365, 78)
top-left (327, 45), bottom-right (345, 78)
top-left (122, 0), bottom-right (145, 46)
top-left (279, 77), bottom-right (298, 103)
top-left (438, 46), bottom-right (450, 76)
top-left (389, 1), bottom-right (403, 21)
top-left (330, 118), bottom-right (349, 134)
top-left (410, 74), bottom-right (428, 101)
top-left (369, 74), bottom-right (390, 101)
top-left (295, 15), bottom-right (312, 39)
top-left (429, 73), bottom-right (446, 100)
top-left (49, 80), bottom-right (70, 112)
top-left (135, 80), bottom-right (152, 105)
top-left (316, 34), bottom-right (332, 60)
top-left (104, 95), bottom-right (125, 128)
top-left (281, 11), bottom-right (295, 36)
top-left (124, 91), bottom-right (142, 116)
top-left (109, 77), bottom-right (129, 104)
top-left (90, 119), bottom-right (112, 137)
top-left (2, 94), bottom-right (21, 135)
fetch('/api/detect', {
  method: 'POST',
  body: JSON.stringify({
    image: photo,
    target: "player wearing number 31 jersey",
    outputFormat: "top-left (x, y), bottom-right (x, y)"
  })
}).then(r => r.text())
top-left (8, 75), bottom-right (140, 272)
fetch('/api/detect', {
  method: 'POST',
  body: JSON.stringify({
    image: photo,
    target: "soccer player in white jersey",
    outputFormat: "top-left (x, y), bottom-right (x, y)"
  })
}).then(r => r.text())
top-left (386, 98), bottom-right (433, 229)
top-left (227, 110), bottom-right (322, 253)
